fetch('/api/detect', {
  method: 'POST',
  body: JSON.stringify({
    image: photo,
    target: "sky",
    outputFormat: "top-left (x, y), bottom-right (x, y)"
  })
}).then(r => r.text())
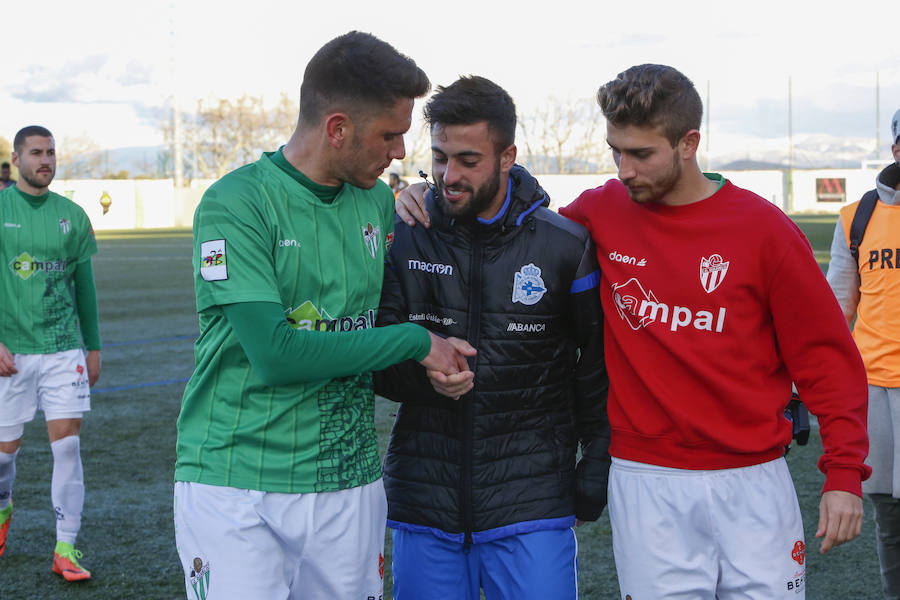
top-left (1, 0), bottom-right (897, 162)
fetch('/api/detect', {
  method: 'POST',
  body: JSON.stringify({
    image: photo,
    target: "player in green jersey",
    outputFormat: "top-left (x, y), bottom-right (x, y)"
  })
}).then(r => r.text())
top-left (174, 31), bottom-right (475, 600)
top-left (0, 125), bottom-right (101, 581)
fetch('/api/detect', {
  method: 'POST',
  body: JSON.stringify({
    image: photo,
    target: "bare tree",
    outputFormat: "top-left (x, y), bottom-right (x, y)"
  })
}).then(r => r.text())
top-left (57, 133), bottom-right (103, 179)
top-left (518, 96), bottom-right (611, 174)
top-left (130, 149), bottom-right (164, 179)
top-left (570, 100), bottom-right (612, 173)
top-left (190, 95), bottom-right (262, 179)
top-left (261, 92), bottom-right (298, 150)
top-left (163, 93), bottom-right (298, 181)
top-left (519, 99), bottom-right (571, 174)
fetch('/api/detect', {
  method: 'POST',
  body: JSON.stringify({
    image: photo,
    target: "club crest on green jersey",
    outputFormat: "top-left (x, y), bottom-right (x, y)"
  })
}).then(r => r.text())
top-left (188, 556), bottom-right (210, 600)
top-left (59, 218), bottom-right (70, 234)
top-left (199, 239), bottom-right (227, 281)
top-left (362, 222), bottom-right (380, 258)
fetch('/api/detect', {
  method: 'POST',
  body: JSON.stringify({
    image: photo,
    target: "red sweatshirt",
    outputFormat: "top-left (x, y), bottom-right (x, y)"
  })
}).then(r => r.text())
top-left (560, 176), bottom-right (870, 496)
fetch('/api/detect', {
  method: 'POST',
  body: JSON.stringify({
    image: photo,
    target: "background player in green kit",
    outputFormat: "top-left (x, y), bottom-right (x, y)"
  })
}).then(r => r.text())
top-left (0, 125), bottom-right (101, 581)
top-left (173, 31), bottom-right (475, 600)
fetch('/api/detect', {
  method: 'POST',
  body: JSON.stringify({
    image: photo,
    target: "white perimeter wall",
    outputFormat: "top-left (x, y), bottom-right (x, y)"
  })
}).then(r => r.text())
top-left (49, 166), bottom-right (890, 230)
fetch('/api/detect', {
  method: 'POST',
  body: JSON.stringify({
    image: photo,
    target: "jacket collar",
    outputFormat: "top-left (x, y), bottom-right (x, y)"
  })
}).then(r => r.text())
top-left (427, 164), bottom-right (550, 233)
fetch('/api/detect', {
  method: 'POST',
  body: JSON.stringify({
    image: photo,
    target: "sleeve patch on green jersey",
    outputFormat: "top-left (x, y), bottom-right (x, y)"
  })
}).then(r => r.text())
top-left (200, 239), bottom-right (228, 281)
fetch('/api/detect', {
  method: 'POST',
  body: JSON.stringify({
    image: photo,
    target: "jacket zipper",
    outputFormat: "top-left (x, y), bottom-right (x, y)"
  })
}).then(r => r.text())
top-left (462, 232), bottom-right (483, 549)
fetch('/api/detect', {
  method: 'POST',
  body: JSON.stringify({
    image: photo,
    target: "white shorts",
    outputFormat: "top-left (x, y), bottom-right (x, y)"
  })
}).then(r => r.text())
top-left (0, 349), bottom-right (90, 441)
top-left (609, 457), bottom-right (806, 599)
top-left (174, 479), bottom-right (388, 600)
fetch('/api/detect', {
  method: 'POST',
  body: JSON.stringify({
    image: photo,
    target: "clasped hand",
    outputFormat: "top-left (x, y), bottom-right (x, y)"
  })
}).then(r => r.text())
top-left (418, 332), bottom-right (476, 400)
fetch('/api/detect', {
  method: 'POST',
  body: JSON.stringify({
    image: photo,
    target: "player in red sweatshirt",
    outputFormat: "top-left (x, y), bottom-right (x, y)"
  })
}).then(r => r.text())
top-left (558, 64), bottom-right (869, 599)
top-left (396, 64), bottom-right (869, 599)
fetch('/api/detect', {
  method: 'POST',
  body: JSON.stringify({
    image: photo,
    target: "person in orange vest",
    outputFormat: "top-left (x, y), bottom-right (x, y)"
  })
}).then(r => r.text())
top-left (827, 107), bottom-right (900, 599)
top-left (389, 172), bottom-right (408, 199)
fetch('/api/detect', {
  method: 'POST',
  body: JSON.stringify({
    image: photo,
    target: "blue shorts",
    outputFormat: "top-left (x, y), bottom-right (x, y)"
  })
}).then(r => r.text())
top-left (391, 527), bottom-right (578, 600)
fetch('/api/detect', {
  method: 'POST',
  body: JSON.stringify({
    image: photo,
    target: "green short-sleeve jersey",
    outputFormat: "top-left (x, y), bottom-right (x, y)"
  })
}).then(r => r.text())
top-left (175, 152), bottom-right (401, 493)
top-left (0, 186), bottom-right (97, 354)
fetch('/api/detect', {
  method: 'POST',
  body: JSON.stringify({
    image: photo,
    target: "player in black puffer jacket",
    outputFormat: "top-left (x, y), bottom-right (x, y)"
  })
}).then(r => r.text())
top-left (374, 75), bottom-right (610, 599)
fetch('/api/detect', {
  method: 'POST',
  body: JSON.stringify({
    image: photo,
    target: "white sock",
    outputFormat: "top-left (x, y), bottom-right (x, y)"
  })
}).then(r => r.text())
top-left (0, 449), bottom-right (17, 510)
top-left (50, 436), bottom-right (84, 545)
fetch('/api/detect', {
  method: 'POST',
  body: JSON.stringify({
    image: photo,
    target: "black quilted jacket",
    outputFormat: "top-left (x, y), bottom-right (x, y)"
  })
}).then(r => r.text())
top-left (374, 165), bottom-right (610, 544)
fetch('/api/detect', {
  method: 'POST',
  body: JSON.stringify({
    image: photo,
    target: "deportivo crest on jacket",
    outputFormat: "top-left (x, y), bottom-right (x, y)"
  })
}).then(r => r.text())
top-left (512, 263), bottom-right (546, 305)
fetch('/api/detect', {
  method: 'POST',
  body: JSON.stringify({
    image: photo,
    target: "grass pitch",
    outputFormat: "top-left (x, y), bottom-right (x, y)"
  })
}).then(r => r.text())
top-left (0, 216), bottom-right (883, 599)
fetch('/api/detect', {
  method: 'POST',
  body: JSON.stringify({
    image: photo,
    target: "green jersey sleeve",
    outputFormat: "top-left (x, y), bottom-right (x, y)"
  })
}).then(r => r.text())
top-left (193, 177), bottom-right (283, 311)
top-left (223, 301), bottom-right (430, 386)
top-left (74, 260), bottom-right (101, 350)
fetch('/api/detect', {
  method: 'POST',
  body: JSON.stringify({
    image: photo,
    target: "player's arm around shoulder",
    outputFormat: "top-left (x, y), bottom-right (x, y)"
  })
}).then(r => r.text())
top-left (394, 181), bottom-right (430, 228)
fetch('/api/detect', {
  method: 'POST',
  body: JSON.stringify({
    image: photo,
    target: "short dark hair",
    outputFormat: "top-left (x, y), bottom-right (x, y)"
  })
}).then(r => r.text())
top-left (423, 76), bottom-right (516, 152)
top-left (597, 64), bottom-right (702, 147)
top-left (1, 162), bottom-right (9, 169)
top-left (14, 125), bottom-right (53, 154)
top-left (298, 31), bottom-right (429, 125)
